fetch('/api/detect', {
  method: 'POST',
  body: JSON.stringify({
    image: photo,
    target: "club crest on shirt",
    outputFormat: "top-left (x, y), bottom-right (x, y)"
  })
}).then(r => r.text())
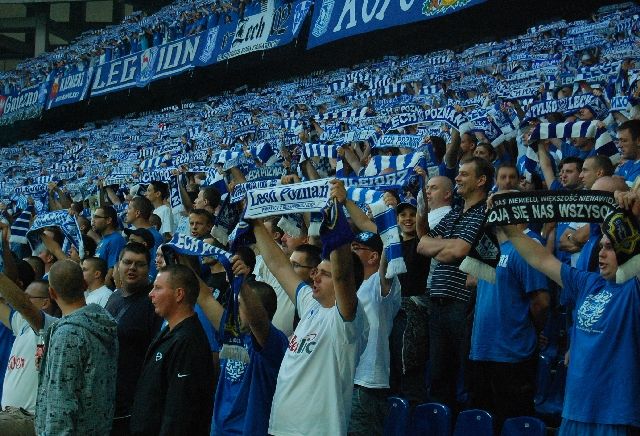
top-left (225, 359), bottom-right (247, 382)
top-left (577, 290), bottom-right (612, 332)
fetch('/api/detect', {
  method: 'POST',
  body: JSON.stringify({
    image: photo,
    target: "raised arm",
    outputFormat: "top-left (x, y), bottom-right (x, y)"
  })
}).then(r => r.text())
top-left (443, 127), bottom-right (461, 169)
top-left (239, 278), bottom-right (271, 348)
top-left (330, 179), bottom-right (377, 233)
top-left (502, 225), bottom-right (563, 286)
top-left (0, 273), bottom-right (44, 331)
top-left (253, 220), bottom-right (301, 303)
top-left (331, 243), bottom-right (358, 321)
top-left (536, 141), bottom-right (556, 189)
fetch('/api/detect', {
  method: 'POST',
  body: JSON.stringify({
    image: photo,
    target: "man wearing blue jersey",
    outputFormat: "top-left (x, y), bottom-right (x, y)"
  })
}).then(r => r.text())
top-left (501, 208), bottom-right (640, 436)
top-left (469, 222), bottom-right (550, 430)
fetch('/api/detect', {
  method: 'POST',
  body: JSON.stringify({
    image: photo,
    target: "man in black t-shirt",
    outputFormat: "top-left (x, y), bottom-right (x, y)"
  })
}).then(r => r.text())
top-left (105, 242), bottom-right (163, 436)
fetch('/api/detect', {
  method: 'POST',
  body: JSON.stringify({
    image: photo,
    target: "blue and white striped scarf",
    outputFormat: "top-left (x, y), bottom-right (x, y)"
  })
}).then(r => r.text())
top-left (346, 187), bottom-right (406, 278)
top-left (26, 210), bottom-right (85, 259)
top-left (522, 120), bottom-right (620, 180)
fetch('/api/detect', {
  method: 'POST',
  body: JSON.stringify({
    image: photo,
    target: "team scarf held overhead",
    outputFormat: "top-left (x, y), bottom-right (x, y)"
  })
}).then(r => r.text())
top-left (346, 187), bottom-right (406, 278)
top-left (460, 190), bottom-right (619, 284)
top-left (161, 233), bottom-right (248, 363)
top-left (26, 210), bottom-right (85, 259)
top-left (520, 120), bottom-right (620, 181)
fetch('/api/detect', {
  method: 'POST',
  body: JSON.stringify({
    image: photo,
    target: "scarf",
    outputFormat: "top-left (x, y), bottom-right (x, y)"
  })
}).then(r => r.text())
top-left (346, 187), bottom-right (406, 278)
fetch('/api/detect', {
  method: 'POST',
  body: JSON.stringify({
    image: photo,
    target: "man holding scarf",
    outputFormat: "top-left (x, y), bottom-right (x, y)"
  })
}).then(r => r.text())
top-left (500, 206), bottom-right (640, 436)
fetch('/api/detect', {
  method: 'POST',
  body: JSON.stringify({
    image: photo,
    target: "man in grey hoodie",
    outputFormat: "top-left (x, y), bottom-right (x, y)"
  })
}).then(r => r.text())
top-left (34, 260), bottom-right (119, 435)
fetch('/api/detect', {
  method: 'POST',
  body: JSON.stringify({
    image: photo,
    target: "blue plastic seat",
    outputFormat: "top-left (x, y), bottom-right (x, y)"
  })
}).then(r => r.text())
top-left (453, 409), bottom-right (494, 436)
top-left (410, 402), bottom-right (452, 436)
top-left (384, 396), bottom-right (410, 436)
top-left (501, 416), bottom-right (546, 436)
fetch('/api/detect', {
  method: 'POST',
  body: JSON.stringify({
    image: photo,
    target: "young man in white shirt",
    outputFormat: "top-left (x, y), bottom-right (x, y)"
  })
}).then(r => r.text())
top-left (81, 257), bottom-right (112, 307)
top-left (253, 182), bottom-right (370, 435)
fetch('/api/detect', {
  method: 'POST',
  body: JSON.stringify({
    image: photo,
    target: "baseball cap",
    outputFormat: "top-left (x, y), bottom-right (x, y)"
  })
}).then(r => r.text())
top-left (353, 231), bottom-right (383, 254)
top-left (397, 197), bottom-right (418, 214)
top-left (124, 227), bottom-right (155, 249)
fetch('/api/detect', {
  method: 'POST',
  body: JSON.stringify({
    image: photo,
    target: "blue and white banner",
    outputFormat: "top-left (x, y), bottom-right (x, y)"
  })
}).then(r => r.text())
top-left (91, 33), bottom-right (204, 95)
top-left (375, 134), bottom-right (422, 149)
top-left (243, 178), bottom-right (331, 218)
top-left (216, 0), bottom-right (312, 62)
top-left (0, 83), bottom-right (48, 126)
top-left (308, 0), bottom-right (485, 49)
top-left (46, 67), bottom-right (94, 109)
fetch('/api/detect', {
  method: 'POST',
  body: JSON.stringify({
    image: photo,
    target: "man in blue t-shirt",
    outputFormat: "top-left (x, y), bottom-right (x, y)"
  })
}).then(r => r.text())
top-left (196, 260), bottom-right (287, 436)
top-left (614, 120), bottom-right (640, 188)
top-left (501, 209), bottom-right (640, 435)
top-left (93, 206), bottom-right (126, 287)
top-left (469, 223), bottom-right (550, 430)
top-left (538, 145), bottom-right (584, 266)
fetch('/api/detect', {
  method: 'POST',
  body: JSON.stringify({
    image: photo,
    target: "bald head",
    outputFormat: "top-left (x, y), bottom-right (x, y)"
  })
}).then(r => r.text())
top-left (591, 176), bottom-right (629, 193)
top-left (425, 176), bottom-right (453, 210)
top-left (49, 259), bottom-right (86, 303)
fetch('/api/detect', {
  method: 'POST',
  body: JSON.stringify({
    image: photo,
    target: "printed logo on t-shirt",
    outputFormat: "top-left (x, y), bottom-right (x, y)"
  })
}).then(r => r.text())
top-left (288, 333), bottom-right (317, 355)
top-left (7, 355), bottom-right (26, 370)
top-left (577, 290), bottom-right (613, 333)
top-left (225, 359), bottom-right (247, 383)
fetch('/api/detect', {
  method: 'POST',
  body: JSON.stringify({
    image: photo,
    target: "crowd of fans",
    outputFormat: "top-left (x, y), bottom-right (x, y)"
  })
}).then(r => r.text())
top-left (0, 0), bottom-right (255, 95)
top-left (0, 1), bottom-right (640, 435)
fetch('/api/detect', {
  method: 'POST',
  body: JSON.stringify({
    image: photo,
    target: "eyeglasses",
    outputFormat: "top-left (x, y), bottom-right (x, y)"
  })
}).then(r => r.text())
top-left (351, 243), bottom-right (373, 252)
top-left (27, 295), bottom-right (49, 300)
top-left (121, 259), bottom-right (148, 269)
top-left (93, 215), bottom-right (107, 219)
top-left (291, 261), bottom-right (315, 269)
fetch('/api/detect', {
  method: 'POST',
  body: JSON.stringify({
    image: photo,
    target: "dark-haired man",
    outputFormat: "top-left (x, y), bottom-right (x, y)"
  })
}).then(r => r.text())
top-left (93, 206), bottom-right (126, 286)
top-left (254, 180), bottom-right (369, 435)
top-left (130, 265), bottom-right (215, 435)
top-left (197, 257), bottom-right (288, 435)
top-left (35, 260), bottom-right (118, 435)
top-left (81, 257), bottom-right (112, 307)
top-left (418, 156), bottom-right (494, 410)
top-left (501, 208), bottom-right (640, 435)
top-left (145, 181), bottom-right (175, 240)
top-left (105, 243), bottom-right (163, 435)
top-left (614, 119), bottom-right (640, 188)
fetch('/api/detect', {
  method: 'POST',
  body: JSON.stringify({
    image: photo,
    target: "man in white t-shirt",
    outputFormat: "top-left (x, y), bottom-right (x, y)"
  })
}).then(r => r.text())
top-left (0, 276), bottom-right (58, 434)
top-left (349, 231), bottom-right (401, 435)
top-left (145, 181), bottom-right (175, 240)
top-left (81, 257), bottom-right (112, 307)
top-left (253, 193), bottom-right (369, 435)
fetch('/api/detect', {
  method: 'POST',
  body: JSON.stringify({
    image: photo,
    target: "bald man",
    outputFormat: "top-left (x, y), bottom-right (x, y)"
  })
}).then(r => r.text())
top-left (35, 260), bottom-right (118, 435)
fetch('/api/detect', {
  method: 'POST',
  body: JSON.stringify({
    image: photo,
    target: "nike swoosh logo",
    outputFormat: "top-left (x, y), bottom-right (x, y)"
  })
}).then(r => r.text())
top-left (177, 373), bottom-right (190, 378)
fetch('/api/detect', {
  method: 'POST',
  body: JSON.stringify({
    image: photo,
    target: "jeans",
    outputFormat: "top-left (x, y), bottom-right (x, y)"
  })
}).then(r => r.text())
top-left (348, 385), bottom-right (389, 436)
top-left (428, 296), bottom-right (473, 411)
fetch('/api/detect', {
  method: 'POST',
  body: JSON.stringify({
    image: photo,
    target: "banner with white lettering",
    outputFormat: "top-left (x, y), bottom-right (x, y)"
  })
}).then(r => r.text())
top-left (0, 83), bottom-right (48, 126)
top-left (308, 0), bottom-right (485, 49)
top-left (487, 190), bottom-right (617, 225)
top-left (46, 67), bottom-right (94, 109)
top-left (244, 178), bottom-right (331, 218)
top-left (216, 0), bottom-right (312, 62)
